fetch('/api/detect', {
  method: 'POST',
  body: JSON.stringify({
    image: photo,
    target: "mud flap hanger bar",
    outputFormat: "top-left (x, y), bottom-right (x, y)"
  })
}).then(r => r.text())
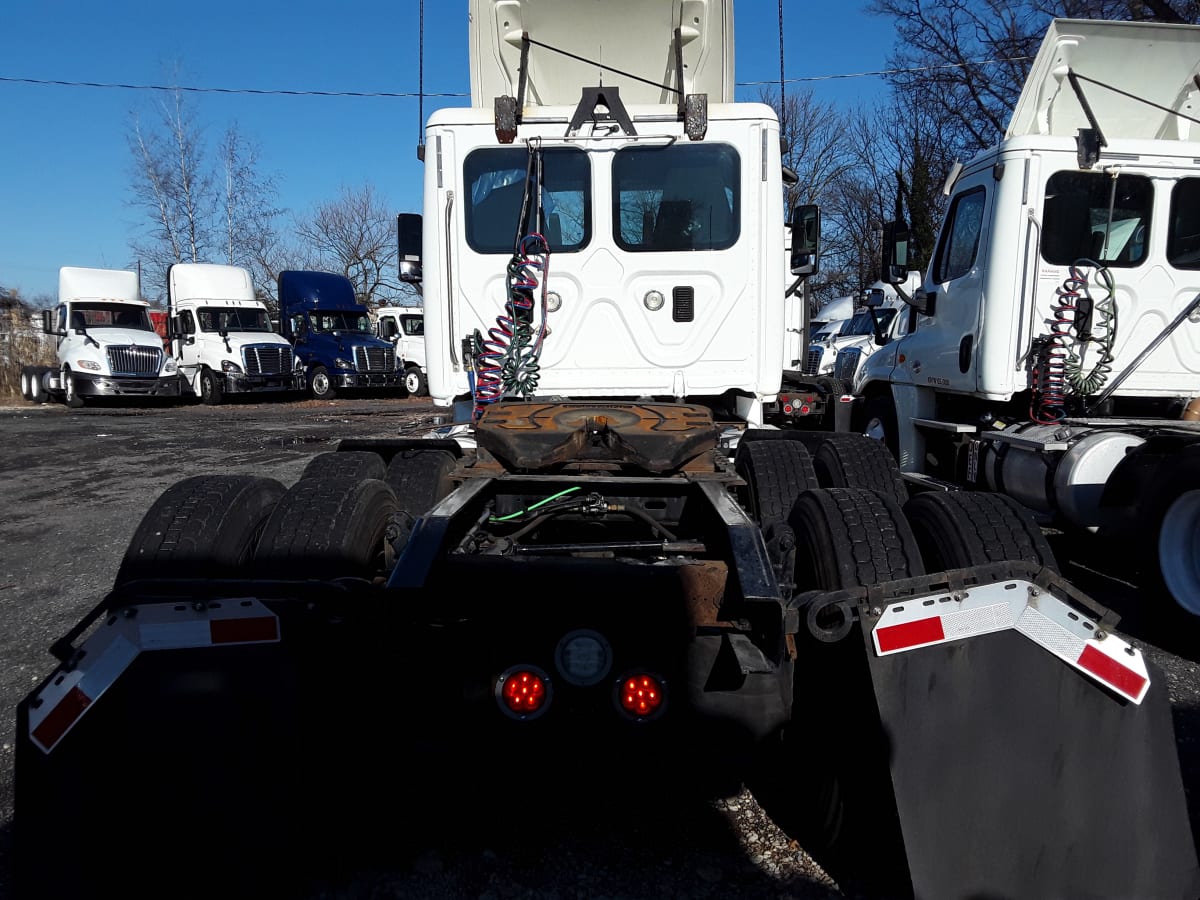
top-left (802, 562), bottom-right (1148, 705)
top-left (493, 30), bottom-right (707, 144)
top-left (28, 598), bottom-right (282, 754)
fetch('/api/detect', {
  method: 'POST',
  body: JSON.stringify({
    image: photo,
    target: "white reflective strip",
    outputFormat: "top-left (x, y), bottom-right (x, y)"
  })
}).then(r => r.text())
top-left (871, 578), bottom-right (1150, 704)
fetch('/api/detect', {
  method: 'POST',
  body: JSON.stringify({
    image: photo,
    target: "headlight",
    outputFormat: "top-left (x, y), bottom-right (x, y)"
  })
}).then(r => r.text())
top-left (76, 359), bottom-right (101, 372)
top-left (221, 361), bottom-right (243, 374)
top-left (163, 358), bottom-right (178, 375)
top-left (333, 357), bottom-right (354, 369)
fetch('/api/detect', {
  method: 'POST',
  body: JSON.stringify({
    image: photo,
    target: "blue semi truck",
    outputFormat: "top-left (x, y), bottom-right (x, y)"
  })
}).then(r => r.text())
top-left (277, 270), bottom-right (402, 399)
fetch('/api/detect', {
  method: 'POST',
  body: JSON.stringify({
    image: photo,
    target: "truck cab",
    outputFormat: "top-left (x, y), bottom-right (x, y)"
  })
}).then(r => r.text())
top-left (375, 306), bottom-right (428, 396)
top-left (167, 263), bottom-right (303, 405)
top-left (38, 266), bottom-right (180, 407)
top-left (277, 270), bottom-right (402, 400)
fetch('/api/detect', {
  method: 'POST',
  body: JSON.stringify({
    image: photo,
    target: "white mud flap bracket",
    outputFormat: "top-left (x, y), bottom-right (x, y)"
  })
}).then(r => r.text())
top-left (27, 598), bottom-right (280, 754)
top-left (870, 574), bottom-right (1149, 704)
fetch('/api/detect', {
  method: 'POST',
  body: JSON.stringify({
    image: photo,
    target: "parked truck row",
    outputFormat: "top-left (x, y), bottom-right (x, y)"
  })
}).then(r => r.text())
top-left (16, 264), bottom-right (426, 406)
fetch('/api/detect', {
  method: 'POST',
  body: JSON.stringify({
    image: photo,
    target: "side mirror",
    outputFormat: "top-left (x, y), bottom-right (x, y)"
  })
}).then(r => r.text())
top-left (880, 219), bottom-right (910, 286)
top-left (397, 213), bottom-right (423, 284)
top-left (41, 310), bottom-right (54, 335)
top-left (378, 318), bottom-right (399, 341)
top-left (789, 204), bottom-right (820, 276)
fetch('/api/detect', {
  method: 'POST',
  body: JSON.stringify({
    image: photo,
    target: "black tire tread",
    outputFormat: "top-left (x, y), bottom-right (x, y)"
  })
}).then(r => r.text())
top-left (386, 449), bottom-right (457, 515)
top-left (734, 440), bottom-right (819, 529)
top-left (301, 450), bottom-right (387, 483)
top-left (812, 433), bottom-right (908, 503)
top-left (116, 474), bottom-right (286, 584)
top-left (255, 476), bottom-right (396, 577)
top-left (789, 487), bottom-right (925, 590)
top-left (902, 491), bottom-right (1059, 573)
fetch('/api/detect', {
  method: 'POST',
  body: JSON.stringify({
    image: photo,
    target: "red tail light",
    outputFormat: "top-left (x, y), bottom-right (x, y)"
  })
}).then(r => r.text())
top-left (496, 666), bottom-right (552, 720)
top-left (616, 673), bottom-right (666, 720)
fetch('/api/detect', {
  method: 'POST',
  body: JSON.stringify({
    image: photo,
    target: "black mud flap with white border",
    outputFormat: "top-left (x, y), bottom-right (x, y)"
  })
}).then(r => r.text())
top-left (841, 562), bottom-right (1200, 900)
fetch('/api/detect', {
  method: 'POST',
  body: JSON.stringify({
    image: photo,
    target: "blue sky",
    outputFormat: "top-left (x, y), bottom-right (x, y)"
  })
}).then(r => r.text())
top-left (0, 1), bottom-right (897, 302)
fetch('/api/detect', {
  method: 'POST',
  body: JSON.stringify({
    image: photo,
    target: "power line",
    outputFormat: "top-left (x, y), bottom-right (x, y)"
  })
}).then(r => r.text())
top-left (0, 54), bottom-right (1033, 99)
top-left (0, 74), bottom-right (467, 98)
top-left (739, 56), bottom-right (1034, 86)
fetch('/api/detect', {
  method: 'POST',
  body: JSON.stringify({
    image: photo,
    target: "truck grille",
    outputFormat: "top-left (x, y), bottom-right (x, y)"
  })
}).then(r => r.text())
top-left (106, 345), bottom-right (163, 376)
top-left (801, 347), bottom-right (823, 376)
top-left (243, 346), bottom-right (289, 375)
top-left (354, 346), bottom-right (396, 373)
top-left (834, 347), bottom-right (862, 383)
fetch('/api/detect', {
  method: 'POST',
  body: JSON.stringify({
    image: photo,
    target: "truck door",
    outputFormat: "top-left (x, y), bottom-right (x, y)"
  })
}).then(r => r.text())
top-left (901, 175), bottom-right (991, 393)
top-left (174, 311), bottom-right (201, 383)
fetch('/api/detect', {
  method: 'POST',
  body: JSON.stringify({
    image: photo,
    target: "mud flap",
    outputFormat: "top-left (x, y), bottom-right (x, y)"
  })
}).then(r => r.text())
top-left (855, 565), bottom-right (1200, 900)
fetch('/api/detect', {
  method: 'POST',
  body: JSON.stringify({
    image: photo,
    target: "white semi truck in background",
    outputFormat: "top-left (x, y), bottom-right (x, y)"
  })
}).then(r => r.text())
top-left (16, 7), bottom-right (1199, 900)
top-left (375, 305), bottom-right (428, 396)
top-left (19, 266), bottom-right (180, 407)
top-left (166, 263), bottom-right (303, 404)
top-left (865, 18), bottom-right (1200, 618)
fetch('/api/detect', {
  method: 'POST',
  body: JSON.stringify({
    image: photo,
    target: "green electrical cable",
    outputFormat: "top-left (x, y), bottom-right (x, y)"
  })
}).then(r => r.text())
top-left (489, 486), bottom-right (582, 522)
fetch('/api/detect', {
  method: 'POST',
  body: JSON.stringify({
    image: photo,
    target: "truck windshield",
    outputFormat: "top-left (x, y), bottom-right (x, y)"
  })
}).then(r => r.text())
top-left (843, 309), bottom-right (897, 336)
top-left (71, 303), bottom-right (153, 331)
top-left (613, 144), bottom-right (739, 252)
top-left (197, 307), bottom-right (271, 333)
top-left (311, 312), bottom-right (371, 334)
top-left (464, 147), bottom-right (590, 254)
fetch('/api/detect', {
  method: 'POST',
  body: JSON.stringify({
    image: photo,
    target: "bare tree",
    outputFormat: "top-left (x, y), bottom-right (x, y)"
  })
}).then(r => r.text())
top-left (294, 184), bottom-right (414, 308)
top-left (217, 125), bottom-right (285, 302)
top-left (127, 78), bottom-right (281, 304)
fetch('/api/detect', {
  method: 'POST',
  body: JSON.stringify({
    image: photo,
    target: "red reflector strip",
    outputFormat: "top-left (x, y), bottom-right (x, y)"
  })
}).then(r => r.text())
top-left (1078, 644), bottom-right (1148, 700)
top-left (210, 616), bottom-right (279, 644)
top-left (876, 616), bottom-right (945, 653)
top-left (32, 685), bottom-right (92, 752)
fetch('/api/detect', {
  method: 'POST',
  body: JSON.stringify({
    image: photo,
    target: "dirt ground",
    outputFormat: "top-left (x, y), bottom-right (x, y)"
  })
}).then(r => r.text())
top-left (1, 394), bottom-right (1199, 898)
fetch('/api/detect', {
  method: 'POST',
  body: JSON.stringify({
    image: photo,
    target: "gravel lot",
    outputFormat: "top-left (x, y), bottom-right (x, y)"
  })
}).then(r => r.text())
top-left (0, 395), bottom-right (1198, 899)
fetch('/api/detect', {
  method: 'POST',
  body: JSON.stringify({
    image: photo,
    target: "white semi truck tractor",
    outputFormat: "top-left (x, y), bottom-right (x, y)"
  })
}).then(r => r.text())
top-left (21, 266), bottom-right (180, 407)
top-left (166, 263), bottom-right (303, 404)
top-left (864, 19), bottom-right (1200, 618)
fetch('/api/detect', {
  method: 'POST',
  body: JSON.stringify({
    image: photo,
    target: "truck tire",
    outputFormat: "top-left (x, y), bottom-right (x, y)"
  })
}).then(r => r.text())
top-left (789, 486), bottom-right (925, 590)
top-left (29, 367), bottom-right (49, 404)
top-left (115, 474), bottom-right (286, 586)
top-left (858, 393), bottom-right (899, 460)
top-left (902, 491), bottom-right (1058, 574)
top-left (734, 440), bottom-right (818, 532)
top-left (19, 367), bottom-right (33, 401)
top-left (811, 433), bottom-right (908, 504)
top-left (199, 367), bottom-right (224, 406)
top-left (255, 476), bottom-right (396, 578)
top-left (309, 365), bottom-right (336, 400)
top-left (63, 368), bottom-right (85, 408)
top-left (300, 450), bottom-right (387, 483)
top-left (754, 486), bottom-right (922, 896)
top-left (404, 366), bottom-right (428, 397)
top-left (386, 449), bottom-right (457, 516)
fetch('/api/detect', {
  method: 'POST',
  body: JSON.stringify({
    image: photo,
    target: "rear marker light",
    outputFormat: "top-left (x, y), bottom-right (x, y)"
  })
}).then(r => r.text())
top-left (616, 673), bottom-right (666, 720)
top-left (27, 599), bottom-right (280, 754)
top-left (870, 580), bottom-right (1150, 704)
top-left (496, 666), bottom-right (552, 720)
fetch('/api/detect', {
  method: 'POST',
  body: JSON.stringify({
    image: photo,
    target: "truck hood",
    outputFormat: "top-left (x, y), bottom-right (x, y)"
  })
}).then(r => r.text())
top-left (198, 332), bottom-right (292, 349)
top-left (307, 333), bottom-right (393, 352)
top-left (1008, 19), bottom-right (1200, 141)
top-left (77, 327), bottom-right (164, 348)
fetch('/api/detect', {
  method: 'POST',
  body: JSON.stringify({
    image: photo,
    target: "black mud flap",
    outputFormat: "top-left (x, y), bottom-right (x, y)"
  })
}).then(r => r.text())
top-left (854, 565), bottom-right (1200, 900)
